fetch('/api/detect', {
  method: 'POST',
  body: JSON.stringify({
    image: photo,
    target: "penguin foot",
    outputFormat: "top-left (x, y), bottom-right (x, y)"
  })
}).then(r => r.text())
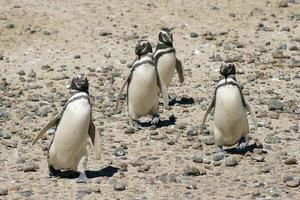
top-left (237, 137), bottom-right (248, 151)
top-left (76, 172), bottom-right (89, 183)
top-left (48, 165), bottom-right (61, 177)
top-left (215, 146), bottom-right (225, 159)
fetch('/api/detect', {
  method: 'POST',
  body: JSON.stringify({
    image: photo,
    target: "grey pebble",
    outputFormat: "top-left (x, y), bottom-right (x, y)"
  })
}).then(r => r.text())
top-left (190, 32), bottom-right (199, 38)
top-left (0, 188), bottom-right (8, 196)
top-left (264, 134), bottom-right (281, 144)
top-left (114, 147), bottom-right (126, 157)
top-left (268, 100), bottom-right (284, 111)
top-left (284, 157), bottom-right (297, 165)
top-left (201, 136), bottom-right (215, 145)
top-left (186, 127), bottom-right (198, 136)
top-left (192, 155), bottom-right (203, 163)
top-left (113, 182), bottom-right (126, 191)
top-left (23, 162), bottom-right (39, 172)
top-left (20, 190), bottom-right (33, 197)
top-left (124, 127), bottom-right (135, 134)
top-left (224, 157), bottom-right (238, 167)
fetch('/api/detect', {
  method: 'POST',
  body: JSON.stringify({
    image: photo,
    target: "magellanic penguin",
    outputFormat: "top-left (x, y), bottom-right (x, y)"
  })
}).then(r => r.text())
top-left (154, 28), bottom-right (184, 88)
top-left (33, 74), bottom-right (101, 182)
top-left (115, 40), bottom-right (169, 129)
top-left (200, 63), bottom-right (258, 151)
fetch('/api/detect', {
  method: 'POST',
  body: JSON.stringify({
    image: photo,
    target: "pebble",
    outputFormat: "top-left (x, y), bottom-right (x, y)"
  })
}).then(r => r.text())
top-left (213, 153), bottom-right (224, 161)
top-left (201, 136), bottom-right (215, 145)
top-left (183, 166), bottom-right (200, 176)
top-left (264, 134), bottom-right (281, 144)
top-left (20, 190), bottom-right (33, 197)
top-left (2, 131), bottom-right (11, 139)
top-left (0, 188), bottom-right (8, 196)
top-left (286, 180), bottom-right (299, 188)
top-left (268, 100), bottom-right (284, 111)
top-left (166, 139), bottom-right (176, 145)
top-left (284, 157), bottom-right (297, 165)
top-left (124, 127), bottom-right (135, 134)
top-left (251, 155), bottom-right (265, 162)
top-left (114, 147), bottom-right (126, 157)
top-left (192, 155), bottom-right (203, 163)
top-left (76, 188), bottom-right (92, 198)
top-left (186, 127), bottom-right (198, 136)
top-left (190, 32), bottom-right (199, 38)
top-left (113, 182), bottom-right (126, 191)
top-left (278, 0), bottom-right (288, 7)
top-left (224, 157), bottom-right (238, 167)
top-left (23, 162), bottom-right (39, 172)
top-left (150, 134), bottom-right (167, 140)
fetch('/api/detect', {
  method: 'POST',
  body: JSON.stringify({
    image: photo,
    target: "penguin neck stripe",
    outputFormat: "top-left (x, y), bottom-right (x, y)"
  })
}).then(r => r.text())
top-left (154, 47), bottom-right (175, 63)
top-left (63, 95), bottom-right (90, 112)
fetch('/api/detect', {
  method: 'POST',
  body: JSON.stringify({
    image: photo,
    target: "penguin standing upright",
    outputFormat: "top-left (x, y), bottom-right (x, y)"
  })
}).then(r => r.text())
top-left (33, 74), bottom-right (101, 182)
top-left (200, 63), bottom-right (257, 152)
top-left (115, 40), bottom-right (169, 129)
top-left (154, 28), bottom-right (184, 88)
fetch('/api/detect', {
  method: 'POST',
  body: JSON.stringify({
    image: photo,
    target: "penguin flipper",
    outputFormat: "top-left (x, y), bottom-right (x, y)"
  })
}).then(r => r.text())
top-left (88, 119), bottom-right (101, 160)
top-left (200, 99), bottom-right (215, 134)
top-left (156, 69), bottom-right (169, 107)
top-left (33, 111), bottom-right (61, 145)
top-left (175, 58), bottom-right (184, 83)
top-left (115, 74), bottom-right (130, 111)
top-left (244, 101), bottom-right (258, 131)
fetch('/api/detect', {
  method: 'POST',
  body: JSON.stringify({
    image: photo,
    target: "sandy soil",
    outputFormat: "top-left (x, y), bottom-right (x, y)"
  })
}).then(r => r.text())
top-left (0, 0), bottom-right (300, 199)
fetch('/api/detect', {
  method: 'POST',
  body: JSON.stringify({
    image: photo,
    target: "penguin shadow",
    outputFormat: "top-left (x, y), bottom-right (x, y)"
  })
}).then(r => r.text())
top-left (139, 115), bottom-right (176, 128)
top-left (168, 96), bottom-right (195, 106)
top-left (86, 166), bottom-right (119, 179)
top-left (51, 166), bottom-right (119, 180)
top-left (224, 143), bottom-right (258, 155)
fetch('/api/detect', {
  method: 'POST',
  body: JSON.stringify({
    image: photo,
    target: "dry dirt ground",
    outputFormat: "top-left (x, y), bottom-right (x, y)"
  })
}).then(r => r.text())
top-left (0, 0), bottom-right (300, 199)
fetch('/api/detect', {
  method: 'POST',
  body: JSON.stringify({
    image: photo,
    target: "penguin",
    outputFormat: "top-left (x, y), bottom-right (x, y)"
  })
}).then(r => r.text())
top-left (115, 40), bottom-right (169, 129)
top-left (154, 28), bottom-right (184, 88)
top-left (33, 74), bottom-right (101, 182)
top-left (200, 63), bottom-right (257, 152)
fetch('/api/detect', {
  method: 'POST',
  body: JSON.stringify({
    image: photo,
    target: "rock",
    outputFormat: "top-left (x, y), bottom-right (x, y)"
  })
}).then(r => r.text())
top-left (74, 55), bottom-right (81, 59)
top-left (113, 182), bottom-right (126, 191)
top-left (17, 70), bottom-right (25, 75)
top-left (284, 157), bottom-right (297, 165)
top-left (6, 23), bottom-right (15, 29)
top-left (137, 165), bottom-right (150, 173)
top-left (166, 139), bottom-right (176, 145)
top-left (183, 166), bottom-right (200, 176)
top-left (124, 127), bottom-right (135, 134)
top-left (150, 134), bottom-right (167, 140)
top-left (201, 136), bottom-right (215, 145)
top-left (190, 32), bottom-right (199, 38)
top-left (76, 188), bottom-right (92, 198)
top-left (0, 188), bottom-right (8, 196)
top-left (20, 190), bottom-right (33, 197)
top-left (192, 155), bottom-right (203, 163)
top-left (213, 153), bottom-right (224, 161)
top-left (281, 27), bottom-right (290, 32)
top-left (272, 50), bottom-right (290, 59)
top-left (268, 100), bottom-right (284, 110)
top-left (251, 155), bottom-right (265, 162)
top-left (2, 131), bottom-right (11, 139)
top-left (23, 162), bottom-right (39, 172)
top-left (278, 1), bottom-right (288, 7)
top-left (114, 147), bottom-right (126, 157)
top-left (286, 180), bottom-right (299, 188)
top-left (283, 176), bottom-right (293, 182)
top-left (28, 69), bottom-right (36, 78)
top-left (264, 134), bottom-right (281, 144)
top-left (225, 157), bottom-right (238, 167)
top-left (99, 31), bottom-right (112, 36)
top-left (186, 127), bottom-right (198, 136)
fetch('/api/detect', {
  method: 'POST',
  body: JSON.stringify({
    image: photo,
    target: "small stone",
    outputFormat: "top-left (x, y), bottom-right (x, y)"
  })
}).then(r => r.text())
top-left (260, 166), bottom-right (270, 173)
top-left (192, 155), bottom-right (203, 163)
top-left (213, 153), bottom-right (224, 161)
top-left (6, 23), bottom-right (15, 29)
top-left (114, 147), bottom-right (126, 157)
top-left (17, 70), bottom-right (25, 76)
top-left (183, 166), bottom-right (200, 176)
top-left (190, 32), bottom-right (199, 38)
top-left (283, 176), bottom-right (293, 182)
top-left (281, 27), bottom-right (290, 32)
top-left (74, 55), bottom-right (81, 59)
top-left (286, 180), bottom-right (300, 188)
top-left (272, 50), bottom-right (290, 59)
top-left (0, 188), bottom-right (8, 196)
top-left (186, 183), bottom-right (197, 189)
top-left (225, 157), bottom-right (238, 167)
top-left (99, 31), bottom-right (112, 36)
top-left (186, 127), bottom-right (198, 136)
top-left (20, 190), bottom-right (33, 197)
top-left (43, 30), bottom-right (51, 35)
top-left (166, 139), bottom-right (176, 145)
top-left (150, 134), bottom-right (167, 140)
top-left (23, 162), bottom-right (39, 172)
top-left (28, 69), bottom-right (36, 78)
top-left (284, 157), bottom-right (297, 165)
top-left (264, 134), bottom-right (281, 144)
top-left (268, 100), bottom-right (284, 110)
top-left (124, 127), bottom-right (135, 134)
top-left (113, 182), bottom-right (126, 191)
top-left (2, 131), bottom-right (11, 139)
top-left (201, 136), bottom-right (215, 145)
top-left (278, 1), bottom-right (288, 7)
top-left (252, 155), bottom-right (265, 162)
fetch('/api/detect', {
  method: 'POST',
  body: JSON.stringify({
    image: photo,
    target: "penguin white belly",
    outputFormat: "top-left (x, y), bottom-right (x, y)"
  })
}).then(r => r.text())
top-left (213, 86), bottom-right (248, 146)
top-left (128, 64), bottom-right (158, 118)
top-left (48, 96), bottom-right (90, 171)
top-left (157, 52), bottom-right (176, 87)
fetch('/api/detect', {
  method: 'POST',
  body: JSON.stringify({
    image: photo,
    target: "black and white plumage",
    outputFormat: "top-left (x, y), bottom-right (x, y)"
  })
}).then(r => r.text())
top-left (33, 74), bottom-right (100, 182)
top-left (154, 28), bottom-right (184, 88)
top-left (200, 64), bottom-right (257, 148)
top-left (115, 40), bottom-right (169, 129)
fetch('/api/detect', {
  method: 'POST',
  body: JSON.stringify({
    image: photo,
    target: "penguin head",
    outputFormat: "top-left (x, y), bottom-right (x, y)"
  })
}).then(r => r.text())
top-left (70, 74), bottom-right (89, 93)
top-left (135, 40), bottom-right (153, 57)
top-left (220, 63), bottom-right (236, 78)
top-left (158, 28), bottom-right (173, 46)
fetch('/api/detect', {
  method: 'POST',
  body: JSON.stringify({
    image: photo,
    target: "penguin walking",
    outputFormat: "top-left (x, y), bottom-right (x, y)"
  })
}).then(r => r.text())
top-left (200, 63), bottom-right (257, 153)
top-left (33, 74), bottom-right (101, 182)
top-left (115, 40), bottom-right (169, 129)
top-left (154, 28), bottom-right (184, 89)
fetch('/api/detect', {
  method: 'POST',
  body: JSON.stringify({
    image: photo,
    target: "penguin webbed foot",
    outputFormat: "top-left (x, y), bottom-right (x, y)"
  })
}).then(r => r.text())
top-left (236, 137), bottom-right (248, 153)
top-left (48, 165), bottom-right (62, 177)
top-left (76, 172), bottom-right (89, 183)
